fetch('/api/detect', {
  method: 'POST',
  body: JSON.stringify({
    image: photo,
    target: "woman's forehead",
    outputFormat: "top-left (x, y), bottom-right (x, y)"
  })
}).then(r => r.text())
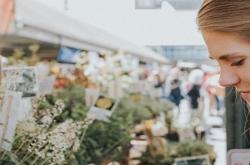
top-left (202, 31), bottom-right (250, 58)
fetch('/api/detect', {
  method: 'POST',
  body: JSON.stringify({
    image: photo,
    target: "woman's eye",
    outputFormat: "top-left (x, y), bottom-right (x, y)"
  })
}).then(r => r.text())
top-left (231, 59), bottom-right (245, 66)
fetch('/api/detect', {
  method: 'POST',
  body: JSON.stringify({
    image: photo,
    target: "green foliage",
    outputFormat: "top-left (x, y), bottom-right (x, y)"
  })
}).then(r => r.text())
top-left (55, 85), bottom-right (88, 121)
top-left (175, 141), bottom-right (214, 157)
top-left (74, 93), bottom-right (175, 164)
top-left (0, 150), bottom-right (19, 165)
top-left (113, 96), bottom-right (151, 126)
top-left (139, 141), bottom-right (214, 165)
top-left (75, 117), bottom-right (132, 164)
top-left (139, 148), bottom-right (174, 165)
top-left (114, 95), bottom-right (174, 127)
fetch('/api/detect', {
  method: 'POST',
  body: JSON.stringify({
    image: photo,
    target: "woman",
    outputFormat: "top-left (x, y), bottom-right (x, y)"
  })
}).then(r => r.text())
top-left (197, 0), bottom-right (250, 105)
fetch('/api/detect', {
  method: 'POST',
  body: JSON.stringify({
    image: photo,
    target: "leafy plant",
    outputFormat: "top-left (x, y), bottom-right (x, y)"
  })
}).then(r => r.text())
top-left (175, 141), bottom-right (216, 163)
top-left (55, 85), bottom-right (88, 121)
top-left (139, 148), bottom-right (174, 165)
top-left (75, 117), bottom-right (132, 164)
top-left (139, 141), bottom-right (216, 165)
top-left (114, 95), bottom-right (174, 126)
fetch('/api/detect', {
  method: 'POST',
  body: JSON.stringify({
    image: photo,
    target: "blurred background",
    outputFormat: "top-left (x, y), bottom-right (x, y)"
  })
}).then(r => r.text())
top-left (0, 0), bottom-right (248, 165)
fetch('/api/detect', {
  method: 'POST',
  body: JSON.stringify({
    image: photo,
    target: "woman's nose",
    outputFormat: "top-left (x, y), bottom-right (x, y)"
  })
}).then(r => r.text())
top-left (219, 69), bottom-right (240, 87)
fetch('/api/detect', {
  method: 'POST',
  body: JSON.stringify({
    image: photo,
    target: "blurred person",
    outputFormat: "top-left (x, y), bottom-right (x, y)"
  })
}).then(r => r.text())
top-left (203, 72), bottom-right (217, 114)
top-left (187, 69), bottom-right (204, 120)
top-left (215, 86), bottom-right (225, 115)
top-left (179, 68), bottom-right (190, 94)
top-left (206, 84), bottom-right (219, 115)
top-left (164, 66), bottom-right (183, 97)
top-left (203, 72), bottom-right (226, 116)
top-left (154, 73), bottom-right (166, 88)
top-left (197, 0), bottom-right (250, 107)
top-left (186, 68), bottom-right (204, 94)
top-left (187, 83), bottom-right (201, 120)
top-left (153, 73), bottom-right (166, 98)
top-left (168, 79), bottom-right (184, 115)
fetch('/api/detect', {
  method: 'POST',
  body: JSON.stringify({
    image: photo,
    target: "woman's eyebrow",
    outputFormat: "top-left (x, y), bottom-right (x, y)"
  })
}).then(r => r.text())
top-left (219, 54), bottom-right (236, 60)
top-left (210, 53), bottom-right (245, 60)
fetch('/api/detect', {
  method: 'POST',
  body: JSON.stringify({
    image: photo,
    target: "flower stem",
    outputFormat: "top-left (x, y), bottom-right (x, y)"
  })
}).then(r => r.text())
top-left (13, 139), bottom-right (28, 154)
top-left (80, 119), bottom-right (93, 143)
top-left (39, 157), bottom-right (50, 165)
top-left (19, 152), bottom-right (34, 164)
top-left (0, 150), bottom-right (7, 160)
top-left (30, 155), bottom-right (40, 165)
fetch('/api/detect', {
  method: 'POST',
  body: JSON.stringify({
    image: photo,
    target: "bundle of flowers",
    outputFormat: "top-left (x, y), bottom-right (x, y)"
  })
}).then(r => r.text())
top-left (0, 95), bottom-right (89, 165)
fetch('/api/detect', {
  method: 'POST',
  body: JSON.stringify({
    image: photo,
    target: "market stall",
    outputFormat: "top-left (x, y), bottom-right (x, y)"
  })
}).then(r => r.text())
top-left (0, 0), bottom-right (168, 64)
top-left (0, 0), bottom-right (216, 164)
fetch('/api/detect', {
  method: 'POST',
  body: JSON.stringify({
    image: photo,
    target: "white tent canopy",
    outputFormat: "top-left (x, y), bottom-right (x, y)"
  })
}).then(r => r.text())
top-left (35, 0), bottom-right (204, 46)
top-left (3, 0), bottom-right (168, 64)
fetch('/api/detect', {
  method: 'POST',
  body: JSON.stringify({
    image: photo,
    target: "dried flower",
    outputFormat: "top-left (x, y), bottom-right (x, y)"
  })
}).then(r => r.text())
top-left (27, 119), bottom-right (85, 164)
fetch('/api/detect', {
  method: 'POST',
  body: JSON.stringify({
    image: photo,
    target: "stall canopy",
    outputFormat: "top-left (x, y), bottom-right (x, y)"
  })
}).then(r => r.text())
top-left (0, 0), bottom-right (168, 64)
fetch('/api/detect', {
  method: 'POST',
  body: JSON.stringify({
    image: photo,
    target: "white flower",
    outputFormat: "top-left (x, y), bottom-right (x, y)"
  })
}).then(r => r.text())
top-left (41, 115), bottom-right (53, 126)
top-left (16, 96), bottom-right (88, 164)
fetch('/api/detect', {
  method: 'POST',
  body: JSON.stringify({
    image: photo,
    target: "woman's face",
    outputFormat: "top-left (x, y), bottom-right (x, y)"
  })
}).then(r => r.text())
top-left (202, 31), bottom-right (250, 103)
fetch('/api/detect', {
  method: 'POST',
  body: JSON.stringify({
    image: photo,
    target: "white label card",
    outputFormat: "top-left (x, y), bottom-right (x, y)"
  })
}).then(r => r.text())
top-left (227, 149), bottom-right (250, 165)
top-left (2, 66), bottom-right (38, 97)
top-left (17, 98), bottom-right (32, 121)
top-left (36, 63), bottom-right (50, 80)
top-left (87, 95), bottom-right (118, 122)
top-left (38, 76), bottom-right (56, 95)
top-left (0, 91), bottom-right (22, 151)
top-left (174, 155), bottom-right (210, 165)
top-left (85, 88), bottom-right (99, 107)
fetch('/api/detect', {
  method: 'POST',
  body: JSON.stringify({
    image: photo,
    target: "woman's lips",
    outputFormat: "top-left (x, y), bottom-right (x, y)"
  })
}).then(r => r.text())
top-left (240, 91), bottom-right (250, 101)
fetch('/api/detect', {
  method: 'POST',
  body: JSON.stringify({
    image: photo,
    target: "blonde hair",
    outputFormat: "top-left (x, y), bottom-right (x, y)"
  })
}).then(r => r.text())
top-left (197, 0), bottom-right (250, 39)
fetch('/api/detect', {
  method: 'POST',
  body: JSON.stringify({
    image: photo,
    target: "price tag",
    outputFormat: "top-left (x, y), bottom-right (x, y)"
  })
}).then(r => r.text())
top-left (87, 95), bottom-right (118, 122)
top-left (2, 66), bottom-right (38, 97)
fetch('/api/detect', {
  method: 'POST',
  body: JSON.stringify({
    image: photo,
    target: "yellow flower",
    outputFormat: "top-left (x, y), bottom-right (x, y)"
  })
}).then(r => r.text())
top-left (95, 97), bottom-right (113, 110)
